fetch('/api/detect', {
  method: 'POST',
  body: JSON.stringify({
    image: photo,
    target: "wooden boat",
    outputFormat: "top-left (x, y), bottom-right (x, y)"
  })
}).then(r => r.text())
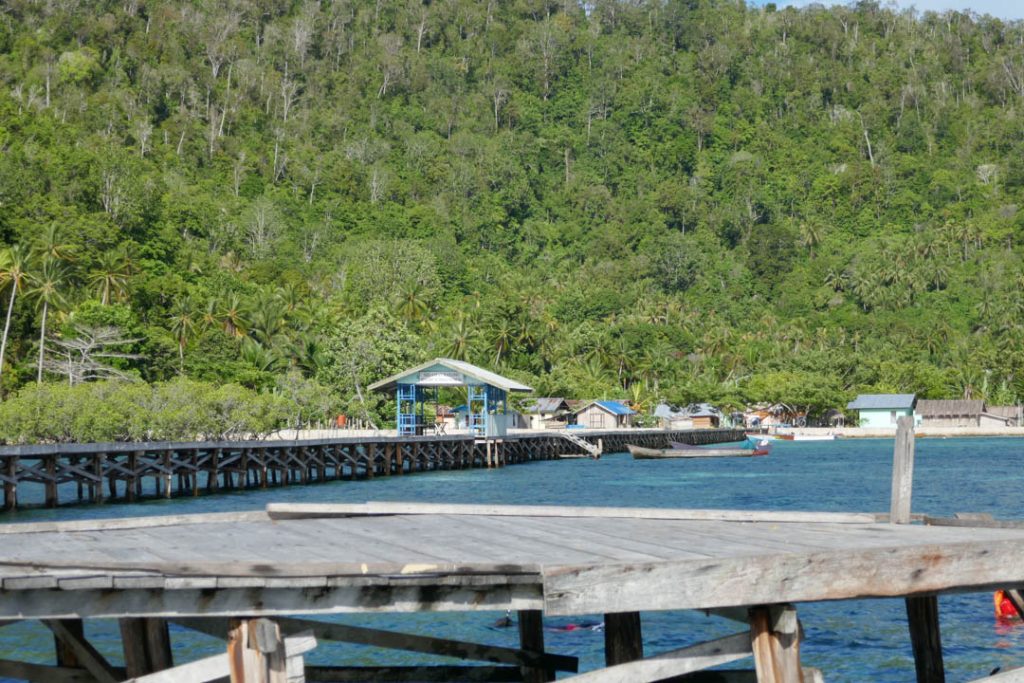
top-left (628, 441), bottom-right (771, 459)
top-left (745, 432), bottom-right (838, 442)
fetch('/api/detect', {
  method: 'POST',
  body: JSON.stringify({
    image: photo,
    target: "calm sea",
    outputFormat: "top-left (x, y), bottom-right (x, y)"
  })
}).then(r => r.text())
top-left (3, 437), bottom-right (1024, 681)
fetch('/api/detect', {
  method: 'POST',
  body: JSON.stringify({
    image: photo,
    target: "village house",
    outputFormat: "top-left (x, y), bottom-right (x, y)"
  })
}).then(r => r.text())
top-left (573, 400), bottom-right (636, 429)
top-left (916, 400), bottom-right (1023, 428)
top-left (846, 394), bottom-right (917, 428)
top-left (521, 397), bottom-right (572, 430)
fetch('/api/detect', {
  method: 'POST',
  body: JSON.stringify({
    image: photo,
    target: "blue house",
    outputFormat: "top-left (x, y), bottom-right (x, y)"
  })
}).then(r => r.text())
top-left (846, 394), bottom-right (917, 428)
top-left (573, 400), bottom-right (636, 429)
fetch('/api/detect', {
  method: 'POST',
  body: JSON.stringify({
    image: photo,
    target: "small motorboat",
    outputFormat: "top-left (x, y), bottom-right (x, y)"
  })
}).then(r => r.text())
top-left (628, 440), bottom-right (771, 459)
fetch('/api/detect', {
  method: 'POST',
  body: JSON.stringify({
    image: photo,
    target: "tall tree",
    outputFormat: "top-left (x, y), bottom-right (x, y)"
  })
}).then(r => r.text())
top-left (29, 257), bottom-right (69, 384)
top-left (0, 245), bottom-right (31, 395)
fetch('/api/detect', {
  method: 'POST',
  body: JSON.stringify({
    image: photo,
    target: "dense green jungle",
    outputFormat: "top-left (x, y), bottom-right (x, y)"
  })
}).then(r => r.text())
top-left (1, 0), bottom-right (1024, 441)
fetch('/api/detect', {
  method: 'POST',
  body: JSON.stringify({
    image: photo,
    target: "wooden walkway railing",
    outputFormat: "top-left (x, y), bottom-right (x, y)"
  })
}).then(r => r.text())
top-left (0, 428), bottom-right (743, 511)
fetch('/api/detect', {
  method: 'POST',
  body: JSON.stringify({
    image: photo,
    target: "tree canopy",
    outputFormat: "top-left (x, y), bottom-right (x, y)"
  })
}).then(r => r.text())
top-left (2, 0), bottom-right (1024, 430)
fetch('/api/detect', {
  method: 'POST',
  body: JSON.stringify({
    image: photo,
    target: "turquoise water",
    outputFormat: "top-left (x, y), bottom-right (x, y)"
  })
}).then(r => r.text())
top-left (3, 437), bottom-right (1024, 680)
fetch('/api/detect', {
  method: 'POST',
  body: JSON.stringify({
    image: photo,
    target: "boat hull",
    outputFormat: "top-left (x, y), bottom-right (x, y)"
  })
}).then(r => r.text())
top-left (627, 444), bottom-right (767, 459)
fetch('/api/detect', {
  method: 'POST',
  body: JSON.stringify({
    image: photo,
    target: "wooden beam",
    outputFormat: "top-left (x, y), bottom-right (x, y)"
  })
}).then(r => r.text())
top-left (604, 612), bottom-right (643, 666)
top-left (0, 510), bottom-right (270, 536)
top-left (544, 536), bottom-right (1024, 615)
top-left (127, 653), bottom-right (228, 683)
top-left (906, 596), bottom-right (944, 683)
top-left (890, 415), bottom-right (915, 524)
top-left (304, 665), bottom-right (522, 681)
top-left (173, 615), bottom-right (577, 673)
top-left (1, 582), bottom-right (544, 620)
top-left (44, 619), bottom-right (121, 683)
top-left (52, 619), bottom-right (84, 669)
top-left (967, 666), bottom-right (1024, 682)
top-left (559, 631), bottom-right (751, 683)
top-left (924, 517), bottom-right (1024, 529)
top-left (0, 658), bottom-right (109, 683)
top-left (266, 502), bottom-right (876, 525)
top-left (517, 610), bottom-right (552, 683)
top-left (670, 670), bottom-right (824, 682)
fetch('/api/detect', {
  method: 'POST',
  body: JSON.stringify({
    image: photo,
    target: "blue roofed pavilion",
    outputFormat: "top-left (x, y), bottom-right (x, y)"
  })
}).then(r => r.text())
top-left (368, 359), bottom-right (532, 437)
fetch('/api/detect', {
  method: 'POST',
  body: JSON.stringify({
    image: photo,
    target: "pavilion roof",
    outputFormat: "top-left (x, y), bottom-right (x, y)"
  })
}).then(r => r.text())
top-left (368, 358), bottom-right (533, 394)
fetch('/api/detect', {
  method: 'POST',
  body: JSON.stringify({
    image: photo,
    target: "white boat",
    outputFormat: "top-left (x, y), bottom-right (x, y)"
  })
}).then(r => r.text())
top-left (789, 433), bottom-right (837, 441)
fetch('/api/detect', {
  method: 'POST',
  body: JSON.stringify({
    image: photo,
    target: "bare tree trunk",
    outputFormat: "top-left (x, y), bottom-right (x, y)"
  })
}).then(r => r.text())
top-left (0, 287), bottom-right (17, 398)
top-left (37, 300), bottom-right (48, 384)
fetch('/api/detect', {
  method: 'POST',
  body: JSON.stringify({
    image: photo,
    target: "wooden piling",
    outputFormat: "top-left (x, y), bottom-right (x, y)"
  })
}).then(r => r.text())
top-left (3, 456), bottom-right (16, 511)
top-left (44, 455), bottom-right (58, 508)
top-left (120, 617), bottom-right (173, 677)
top-left (889, 419), bottom-right (944, 682)
top-left (604, 612), bottom-right (643, 666)
top-left (518, 610), bottom-right (553, 683)
top-left (750, 605), bottom-right (804, 683)
top-left (228, 618), bottom-right (287, 683)
top-left (891, 415), bottom-right (915, 524)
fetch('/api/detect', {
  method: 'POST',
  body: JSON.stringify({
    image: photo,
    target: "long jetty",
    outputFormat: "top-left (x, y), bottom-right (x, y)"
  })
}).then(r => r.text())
top-left (0, 428), bottom-right (743, 510)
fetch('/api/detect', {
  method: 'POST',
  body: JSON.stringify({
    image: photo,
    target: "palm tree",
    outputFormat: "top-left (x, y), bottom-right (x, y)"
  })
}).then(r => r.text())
top-left (168, 297), bottom-right (197, 372)
top-left (491, 318), bottom-right (515, 366)
top-left (444, 314), bottom-right (478, 361)
top-left (88, 249), bottom-right (132, 305)
top-left (217, 294), bottom-right (249, 338)
top-left (29, 257), bottom-right (69, 383)
top-left (0, 245), bottom-right (31, 395)
top-left (394, 282), bottom-right (429, 322)
top-left (35, 224), bottom-right (75, 262)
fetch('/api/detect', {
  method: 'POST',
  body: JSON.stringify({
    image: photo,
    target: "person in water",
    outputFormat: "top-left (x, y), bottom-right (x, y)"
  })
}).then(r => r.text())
top-left (994, 590), bottom-right (1021, 620)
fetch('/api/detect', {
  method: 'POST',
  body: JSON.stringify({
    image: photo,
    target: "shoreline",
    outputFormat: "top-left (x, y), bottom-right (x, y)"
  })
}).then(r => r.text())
top-left (774, 426), bottom-right (1024, 439)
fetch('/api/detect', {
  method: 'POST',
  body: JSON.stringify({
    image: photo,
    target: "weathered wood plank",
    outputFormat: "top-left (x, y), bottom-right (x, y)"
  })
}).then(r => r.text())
top-left (304, 666), bottom-right (523, 682)
top-left (44, 619), bottom-right (120, 683)
top-left (0, 582), bottom-right (544, 619)
top-left (266, 503), bottom-right (877, 525)
top-left (173, 615), bottom-right (577, 673)
top-left (969, 666), bottom-right (1024, 682)
top-left (890, 416), bottom-right (915, 524)
top-left (0, 511), bottom-right (270, 535)
top-left (559, 631), bottom-right (751, 683)
top-left (542, 538), bottom-right (1024, 615)
top-left (0, 658), bottom-right (116, 683)
top-left (126, 653), bottom-right (228, 683)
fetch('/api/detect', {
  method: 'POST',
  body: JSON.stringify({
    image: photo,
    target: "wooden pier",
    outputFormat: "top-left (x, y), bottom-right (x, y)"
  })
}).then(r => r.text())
top-left (0, 429), bottom-right (742, 511)
top-left (2, 419), bottom-right (1019, 682)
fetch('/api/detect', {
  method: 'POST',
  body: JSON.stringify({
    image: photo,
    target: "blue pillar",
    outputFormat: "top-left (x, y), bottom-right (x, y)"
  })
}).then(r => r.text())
top-left (397, 383), bottom-right (417, 435)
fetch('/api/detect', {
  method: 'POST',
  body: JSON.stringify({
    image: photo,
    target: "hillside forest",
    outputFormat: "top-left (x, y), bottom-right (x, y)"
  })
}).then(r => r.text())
top-left (2, 0), bottom-right (1024, 441)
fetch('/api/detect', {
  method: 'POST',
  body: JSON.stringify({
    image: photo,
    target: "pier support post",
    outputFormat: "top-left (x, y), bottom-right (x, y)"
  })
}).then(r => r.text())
top-left (120, 618), bottom-right (173, 677)
top-left (228, 617), bottom-right (287, 683)
top-left (750, 605), bottom-right (803, 683)
top-left (3, 456), bottom-right (16, 511)
top-left (888, 417), bottom-right (944, 682)
top-left (890, 415), bottom-right (915, 524)
top-left (604, 612), bottom-right (643, 666)
top-left (518, 610), bottom-right (553, 683)
top-left (44, 455), bottom-right (58, 508)
top-left (906, 596), bottom-right (944, 683)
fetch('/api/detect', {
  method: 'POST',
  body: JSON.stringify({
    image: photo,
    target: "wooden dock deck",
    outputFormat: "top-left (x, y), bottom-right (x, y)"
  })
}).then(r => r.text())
top-left (0, 428), bottom-right (743, 511)
top-left (2, 501), bottom-right (1024, 682)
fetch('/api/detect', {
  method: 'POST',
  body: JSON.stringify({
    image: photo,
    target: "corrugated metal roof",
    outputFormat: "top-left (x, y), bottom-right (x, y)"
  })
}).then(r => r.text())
top-left (577, 401), bottom-right (630, 417)
top-left (654, 403), bottom-right (686, 419)
top-left (523, 398), bottom-right (570, 414)
top-left (846, 394), bottom-right (916, 410)
top-left (916, 399), bottom-right (984, 417)
top-left (368, 358), bottom-right (533, 393)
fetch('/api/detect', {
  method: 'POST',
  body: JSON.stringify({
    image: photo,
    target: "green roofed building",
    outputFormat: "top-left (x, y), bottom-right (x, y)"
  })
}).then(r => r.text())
top-left (846, 394), bottom-right (917, 428)
top-left (368, 358), bottom-right (532, 437)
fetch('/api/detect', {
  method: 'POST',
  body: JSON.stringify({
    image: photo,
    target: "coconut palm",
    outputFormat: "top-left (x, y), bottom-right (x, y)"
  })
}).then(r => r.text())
top-left (444, 314), bottom-right (478, 361)
top-left (0, 245), bottom-right (31, 395)
top-left (217, 294), bottom-right (249, 338)
top-left (34, 224), bottom-right (75, 262)
top-left (88, 249), bottom-right (133, 305)
top-left (168, 297), bottom-right (197, 372)
top-left (28, 257), bottom-right (69, 383)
